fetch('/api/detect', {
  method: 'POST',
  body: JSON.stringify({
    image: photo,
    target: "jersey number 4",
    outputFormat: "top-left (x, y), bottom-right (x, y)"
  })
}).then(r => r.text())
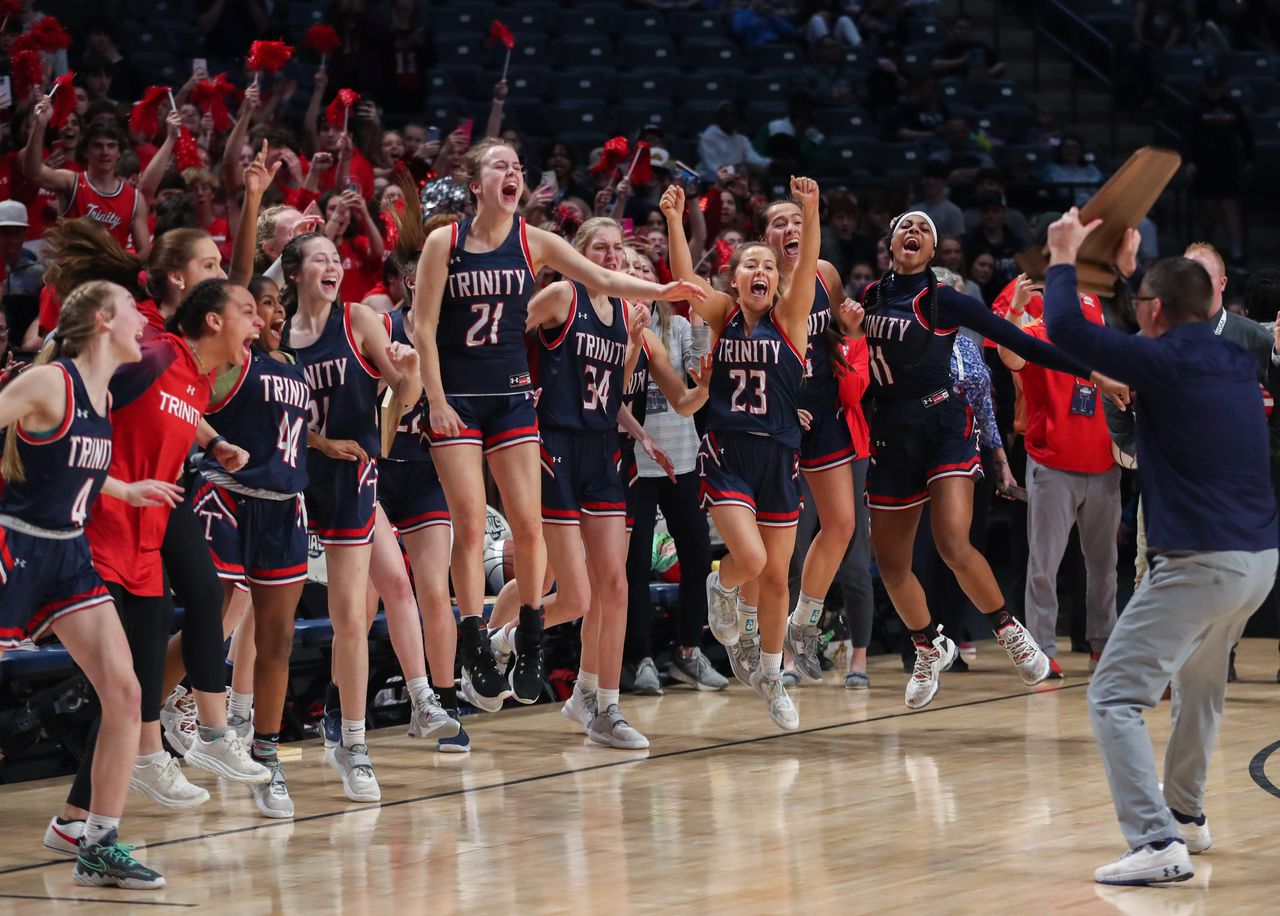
top-left (277, 415), bottom-right (305, 467)
top-left (70, 478), bottom-right (95, 526)
top-left (729, 369), bottom-right (767, 415)
top-left (465, 301), bottom-right (505, 347)
top-left (583, 364), bottom-right (612, 411)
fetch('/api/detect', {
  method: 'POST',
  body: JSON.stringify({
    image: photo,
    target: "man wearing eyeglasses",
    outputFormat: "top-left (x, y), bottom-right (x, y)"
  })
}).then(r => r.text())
top-left (1043, 209), bottom-right (1278, 888)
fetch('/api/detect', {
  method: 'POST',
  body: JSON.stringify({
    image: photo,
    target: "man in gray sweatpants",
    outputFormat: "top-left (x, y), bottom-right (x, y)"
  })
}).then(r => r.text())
top-left (1044, 214), bottom-right (1279, 887)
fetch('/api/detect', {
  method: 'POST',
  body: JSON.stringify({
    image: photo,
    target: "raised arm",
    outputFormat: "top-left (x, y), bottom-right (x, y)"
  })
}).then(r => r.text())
top-left (775, 176), bottom-right (820, 334)
top-left (939, 286), bottom-right (1094, 378)
top-left (658, 184), bottom-right (734, 331)
top-left (21, 97), bottom-right (76, 195)
top-left (485, 80), bottom-right (507, 139)
top-left (220, 82), bottom-right (261, 195)
top-left (229, 140), bottom-right (282, 286)
top-left (139, 111), bottom-right (184, 204)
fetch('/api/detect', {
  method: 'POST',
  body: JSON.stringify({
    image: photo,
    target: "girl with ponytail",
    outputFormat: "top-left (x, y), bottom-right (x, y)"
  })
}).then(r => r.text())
top-left (0, 280), bottom-right (179, 890)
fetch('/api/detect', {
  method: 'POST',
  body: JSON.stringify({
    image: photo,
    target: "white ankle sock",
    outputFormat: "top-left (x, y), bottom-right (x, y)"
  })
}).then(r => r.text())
top-left (596, 687), bottom-right (619, 711)
top-left (577, 670), bottom-right (599, 694)
top-left (761, 651), bottom-right (783, 678)
top-left (83, 813), bottom-right (120, 847)
top-left (136, 750), bottom-right (168, 767)
top-left (228, 690), bottom-right (253, 720)
top-left (494, 626), bottom-right (515, 655)
top-left (791, 592), bottom-right (824, 627)
top-left (406, 676), bottom-right (432, 708)
top-left (341, 718), bottom-right (366, 748)
top-left (738, 604), bottom-right (758, 639)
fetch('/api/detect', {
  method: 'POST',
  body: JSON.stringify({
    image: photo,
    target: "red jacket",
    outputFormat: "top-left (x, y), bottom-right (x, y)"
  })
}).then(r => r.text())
top-left (835, 336), bottom-right (871, 460)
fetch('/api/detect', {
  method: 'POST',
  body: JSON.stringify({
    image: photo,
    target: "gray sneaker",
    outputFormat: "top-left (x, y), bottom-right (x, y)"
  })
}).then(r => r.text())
top-left (705, 571), bottom-right (740, 646)
top-left (784, 619), bottom-right (825, 681)
top-left (329, 743), bottom-right (380, 803)
top-left (728, 631), bottom-right (760, 688)
top-left (668, 648), bottom-right (728, 691)
top-left (586, 704), bottom-right (650, 749)
top-left (251, 759), bottom-right (295, 819)
top-left (561, 683), bottom-right (597, 733)
top-left (632, 657), bottom-right (664, 695)
top-left (408, 691), bottom-right (461, 739)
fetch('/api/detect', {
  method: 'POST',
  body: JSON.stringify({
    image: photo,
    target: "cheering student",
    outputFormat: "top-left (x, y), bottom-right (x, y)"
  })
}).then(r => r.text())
top-left (1043, 212), bottom-right (1277, 887)
top-left (412, 138), bottom-right (704, 713)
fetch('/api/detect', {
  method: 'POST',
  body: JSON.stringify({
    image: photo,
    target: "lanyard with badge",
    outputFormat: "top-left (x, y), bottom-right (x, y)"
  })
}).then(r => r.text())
top-left (1068, 297), bottom-right (1104, 416)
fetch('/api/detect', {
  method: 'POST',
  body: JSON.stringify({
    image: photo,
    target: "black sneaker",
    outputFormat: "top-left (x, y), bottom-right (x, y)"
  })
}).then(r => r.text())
top-left (508, 605), bottom-right (546, 705)
top-left (458, 617), bottom-right (509, 712)
top-left (73, 830), bottom-right (165, 889)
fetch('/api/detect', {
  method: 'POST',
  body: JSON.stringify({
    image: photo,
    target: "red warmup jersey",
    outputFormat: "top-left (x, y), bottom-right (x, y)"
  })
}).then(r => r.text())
top-left (87, 334), bottom-right (212, 596)
top-left (836, 336), bottom-right (872, 459)
top-left (338, 235), bottom-right (382, 303)
top-left (1016, 308), bottom-right (1115, 475)
top-left (62, 174), bottom-right (140, 250)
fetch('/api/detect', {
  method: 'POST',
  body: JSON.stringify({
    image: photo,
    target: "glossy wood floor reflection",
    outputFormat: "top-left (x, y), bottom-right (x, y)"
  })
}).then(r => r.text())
top-left (2, 640), bottom-right (1279, 914)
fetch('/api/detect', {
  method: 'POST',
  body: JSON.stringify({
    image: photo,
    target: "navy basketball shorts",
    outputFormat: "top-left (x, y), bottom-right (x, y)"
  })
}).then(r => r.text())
top-left (192, 475), bottom-right (309, 587)
top-left (619, 439), bottom-right (640, 533)
top-left (867, 394), bottom-right (981, 511)
top-left (697, 429), bottom-right (802, 527)
top-left (539, 427), bottom-right (626, 526)
top-left (426, 392), bottom-right (539, 454)
top-left (378, 458), bottom-right (450, 534)
top-left (0, 526), bottom-right (111, 647)
top-left (799, 402), bottom-right (857, 472)
top-left (304, 452), bottom-right (379, 546)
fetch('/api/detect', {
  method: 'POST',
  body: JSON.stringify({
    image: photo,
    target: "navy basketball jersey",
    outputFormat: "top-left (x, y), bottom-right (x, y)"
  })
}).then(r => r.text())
top-left (535, 281), bottom-right (630, 432)
top-left (283, 303), bottom-right (384, 455)
top-left (0, 359), bottom-right (113, 531)
top-left (801, 271), bottom-right (839, 411)
top-left (622, 336), bottom-right (651, 431)
top-left (858, 273), bottom-right (958, 401)
top-left (438, 216), bottom-right (537, 397)
top-left (386, 310), bottom-right (430, 463)
top-left (707, 307), bottom-right (805, 448)
top-left (202, 351), bottom-right (311, 494)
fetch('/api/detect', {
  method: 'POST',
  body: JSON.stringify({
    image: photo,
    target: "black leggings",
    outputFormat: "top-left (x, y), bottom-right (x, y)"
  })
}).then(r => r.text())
top-left (624, 471), bottom-right (713, 660)
top-left (67, 582), bottom-right (172, 810)
top-left (163, 498), bottom-right (228, 695)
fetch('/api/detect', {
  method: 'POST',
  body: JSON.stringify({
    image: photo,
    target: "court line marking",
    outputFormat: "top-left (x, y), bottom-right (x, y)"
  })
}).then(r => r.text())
top-left (0, 892), bottom-right (195, 908)
top-left (0, 682), bottom-right (1087, 883)
top-left (1248, 738), bottom-right (1280, 800)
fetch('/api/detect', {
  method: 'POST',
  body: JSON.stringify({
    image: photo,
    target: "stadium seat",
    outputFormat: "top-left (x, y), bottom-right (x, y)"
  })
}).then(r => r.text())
top-left (511, 34), bottom-right (553, 68)
top-left (556, 34), bottom-right (615, 68)
top-left (423, 96), bottom-right (474, 126)
top-left (618, 35), bottom-right (677, 70)
top-left (680, 37), bottom-right (739, 68)
top-left (741, 73), bottom-right (791, 104)
top-left (669, 11), bottom-right (725, 42)
top-left (432, 4), bottom-right (493, 34)
top-left (506, 65), bottom-right (550, 99)
top-left (676, 99), bottom-right (730, 133)
top-left (980, 103), bottom-right (1034, 142)
top-left (614, 100), bottom-right (676, 133)
top-left (682, 70), bottom-right (742, 103)
top-left (627, 69), bottom-right (677, 101)
top-left (430, 66), bottom-right (479, 100)
top-left (744, 100), bottom-right (788, 135)
top-left (571, 6), bottom-right (616, 37)
top-left (548, 99), bottom-right (613, 136)
top-left (503, 3), bottom-right (556, 35)
top-left (435, 32), bottom-right (490, 67)
top-left (549, 70), bottom-right (615, 102)
top-left (878, 143), bottom-right (929, 178)
top-left (969, 79), bottom-right (1019, 108)
top-left (830, 136), bottom-right (879, 169)
top-left (614, 10), bottom-right (670, 38)
top-left (745, 43), bottom-right (804, 73)
top-left (812, 106), bottom-right (872, 137)
top-left (1227, 51), bottom-right (1279, 80)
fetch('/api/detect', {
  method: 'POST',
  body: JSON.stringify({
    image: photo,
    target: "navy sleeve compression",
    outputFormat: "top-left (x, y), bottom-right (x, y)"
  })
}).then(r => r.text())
top-left (937, 287), bottom-right (1094, 378)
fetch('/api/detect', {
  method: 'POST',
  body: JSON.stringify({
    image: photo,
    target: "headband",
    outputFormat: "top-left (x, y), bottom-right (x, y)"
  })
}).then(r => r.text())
top-left (888, 210), bottom-right (938, 242)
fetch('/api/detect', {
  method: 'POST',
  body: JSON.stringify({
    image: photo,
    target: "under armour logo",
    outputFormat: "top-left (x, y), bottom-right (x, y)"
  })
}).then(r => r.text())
top-left (186, 385), bottom-right (197, 396)
top-left (12, 558), bottom-right (26, 569)
top-left (1164, 866), bottom-right (1180, 877)
top-left (75, 409), bottom-right (89, 419)
top-left (579, 312), bottom-right (591, 320)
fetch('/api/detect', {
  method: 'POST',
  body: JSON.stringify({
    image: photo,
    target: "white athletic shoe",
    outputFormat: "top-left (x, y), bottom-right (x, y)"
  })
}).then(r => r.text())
top-left (329, 743), bottom-right (381, 803)
top-left (1177, 815), bottom-right (1212, 854)
top-left (561, 683), bottom-right (597, 734)
top-left (185, 732), bottom-right (272, 784)
top-left (728, 630), bottom-right (760, 688)
top-left (227, 714), bottom-right (253, 741)
top-left (705, 571), bottom-right (740, 646)
top-left (43, 817), bottom-right (84, 856)
top-left (586, 705), bottom-right (650, 749)
top-left (996, 617), bottom-right (1051, 686)
top-left (408, 692), bottom-right (461, 740)
top-left (904, 629), bottom-right (957, 709)
top-left (751, 671), bottom-right (800, 730)
top-left (490, 627), bottom-right (513, 674)
top-left (159, 686), bottom-right (197, 755)
top-left (130, 754), bottom-right (210, 809)
top-left (1093, 839), bottom-right (1194, 886)
top-left (784, 619), bottom-right (825, 682)
top-left (251, 760), bottom-right (295, 819)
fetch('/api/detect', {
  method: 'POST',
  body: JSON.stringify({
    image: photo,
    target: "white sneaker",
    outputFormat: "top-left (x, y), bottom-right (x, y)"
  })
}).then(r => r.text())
top-left (904, 628), bottom-right (957, 709)
top-left (561, 683), bottom-right (597, 733)
top-left (43, 817), bottom-right (84, 856)
top-left (130, 754), bottom-right (210, 809)
top-left (227, 714), bottom-right (253, 741)
top-left (586, 704), bottom-right (650, 749)
top-left (751, 671), bottom-right (799, 730)
top-left (728, 631), bottom-right (760, 688)
top-left (408, 692), bottom-right (461, 739)
top-left (251, 760), bottom-right (295, 819)
top-left (1093, 839), bottom-right (1194, 886)
top-left (185, 732), bottom-right (272, 784)
top-left (159, 686), bottom-right (197, 755)
top-left (490, 627), bottom-right (513, 674)
top-left (995, 617), bottom-right (1050, 686)
top-left (1176, 815), bottom-right (1212, 854)
top-left (705, 571), bottom-right (740, 646)
top-left (329, 743), bottom-right (380, 803)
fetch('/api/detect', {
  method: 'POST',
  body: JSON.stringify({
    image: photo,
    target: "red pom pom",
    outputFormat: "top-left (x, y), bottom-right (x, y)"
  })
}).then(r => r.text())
top-left (628, 142), bottom-right (653, 186)
top-left (191, 74), bottom-right (237, 133)
top-left (30, 16), bottom-right (72, 52)
top-left (9, 32), bottom-right (38, 55)
top-left (49, 71), bottom-right (75, 128)
top-left (591, 136), bottom-right (629, 176)
top-left (304, 24), bottom-right (341, 56)
top-left (714, 239), bottom-right (736, 271)
top-left (488, 19), bottom-right (515, 51)
top-left (324, 88), bottom-right (360, 129)
top-left (247, 40), bottom-right (293, 74)
top-left (175, 128), bottom-right (203, 171)
top-left (10, 48), bottom-right (42, 101)
top-left (129, 85), bottom-right (170, 137)
top-left (0, 0), bottom-right (21, 19)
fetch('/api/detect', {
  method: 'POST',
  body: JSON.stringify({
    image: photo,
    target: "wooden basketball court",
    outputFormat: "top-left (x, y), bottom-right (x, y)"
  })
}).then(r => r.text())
top-left (2, 640), bottom-right (1278, 913)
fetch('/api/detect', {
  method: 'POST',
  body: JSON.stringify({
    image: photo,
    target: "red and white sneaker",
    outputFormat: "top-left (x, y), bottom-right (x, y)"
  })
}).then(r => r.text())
top-left (1046, 657), bottom-right (1065, 680)
top-left (43, 817), bottom-right (85, 856)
